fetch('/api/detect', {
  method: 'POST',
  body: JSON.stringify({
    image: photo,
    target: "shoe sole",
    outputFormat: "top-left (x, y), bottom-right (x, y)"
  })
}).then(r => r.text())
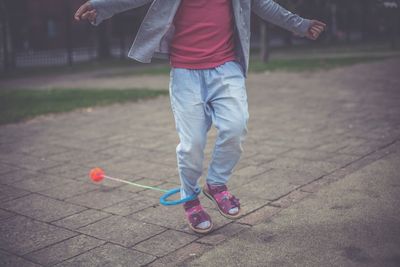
top-left (188, 220), bottom-right (214, 234)
top-left (203, 185), bottom-right (241, 220)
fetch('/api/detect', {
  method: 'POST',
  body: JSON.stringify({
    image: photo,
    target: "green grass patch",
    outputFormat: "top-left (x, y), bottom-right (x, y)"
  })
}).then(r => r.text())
top-left (0, 88), bottom-right (168, 125)
top-left (103, 56), bottom-right (391, 78)
top-left (249, 56), bottom-right (388, 73)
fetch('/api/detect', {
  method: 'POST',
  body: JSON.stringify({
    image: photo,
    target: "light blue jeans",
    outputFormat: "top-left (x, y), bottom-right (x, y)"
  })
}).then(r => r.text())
top-left (169, 60), bottom-right (249, 199)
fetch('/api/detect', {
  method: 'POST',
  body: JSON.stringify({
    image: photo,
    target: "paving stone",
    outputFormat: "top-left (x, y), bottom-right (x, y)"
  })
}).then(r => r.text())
top-left (315, 137), bottom-right (367, 153)
top-left (40, 163), bottom-right (90, 180)
top-left (65, 187), bottom-right (135, 209)
top-left (265, 168), bottom-right (322, 186)
top-left (38, 180), bottom-right (98, 200)
top-left (237, 194), bottom-right (271, 216)
top-left (0, 184), bottom-right (31, 203)
top-left (143, 151), bottom-right (179, 167)
top-left (1, 194), bottom-right (86, 222)
top-left (262, 158), bottom-right (340, 178)
top-left (134, 230), bottom-right (197, 257)
top-left (138, 182), bottom-right (180, 199)
top-left (0, 209), bottom-right (15, 220)
top-left (77, 215), bottom-right (165, 247)
top-left (118, 177), bottom-right (166, 193)
top-left (25, 235), bottom-right (106, 266)
top-left (148, 242), bottom-right (211, 267)
top-left (52, 209), bottom-right (112, 230)
top-left (95, 144), bottom-right (155, 159)
top-left (0, 150), bottom-right (28, 165)
top-left (54, 243), bottom-right (156, 267)
top-left (324, 153), bottom-right (360, 166)
top-left (104, 194), bottom-right (159, 216)
top-left (0, 215), bottom-right (76, 255)
top-left (0, 162), bottom-right (18, 175)
top-left (12, 174), bottom-right (70, 193)
top-left (237, 205), bottom-right (281, 226)
top-left (46, 149), bottom-right (113, 165)
top-left (280, 149), bottom-right (339, 161)
top-left (235, 174), bottom-right (298, 201)
top-left (299, 179), bottom-right (328, 193)
top-left (227, 166), bottom-right (272, 190)
top-left (233, 165), bottom-right (270, 179)
top-left (129, 204), bottom-right (231, 234)
top-left (247, 143), bottom-right (292, 156)
top-left (197, 223), bottom-right (250, 245)
top-left (238, 153), bottom-right (276, 167)
top-left (0, 169), bottom-right (42, 185)
top-left (0, 250), bottom-right (41, 267)
top-left (136, 163), bottom-right (179, 181)
top-left (337, 141), bottom-right (386, 156)
top-left (269, 190), bottom-right (312, 208)
top-left (2, 155), bottom-right (62, 172)
top-left (100, 158), bottom-right (162, 178)
top-left (19, 144), bottom-right (70, 158)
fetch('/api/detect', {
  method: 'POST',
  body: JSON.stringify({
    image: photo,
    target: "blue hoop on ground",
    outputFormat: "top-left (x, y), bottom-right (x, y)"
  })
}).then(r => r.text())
top-left (160, 188), bottom-right (199, 206)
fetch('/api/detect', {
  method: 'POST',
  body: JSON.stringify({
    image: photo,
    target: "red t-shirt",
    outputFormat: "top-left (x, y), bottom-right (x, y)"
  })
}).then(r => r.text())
top-left (170, 0), bottom-right (236, 69)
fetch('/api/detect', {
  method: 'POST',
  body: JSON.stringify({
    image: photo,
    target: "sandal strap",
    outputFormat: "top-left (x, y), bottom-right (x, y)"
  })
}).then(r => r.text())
top-left (207, 184), bottom-right (241, 212)
top-left (183, 198), bottom-right (211, 228)
top-left (183, 198), bottom-right (201, 210)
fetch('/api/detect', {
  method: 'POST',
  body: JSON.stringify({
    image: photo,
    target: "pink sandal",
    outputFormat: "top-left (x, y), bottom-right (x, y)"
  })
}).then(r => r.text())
top-left (203, 183), bottom-right (241, 219)
top-left (183, 198), bottom-right (213, 234)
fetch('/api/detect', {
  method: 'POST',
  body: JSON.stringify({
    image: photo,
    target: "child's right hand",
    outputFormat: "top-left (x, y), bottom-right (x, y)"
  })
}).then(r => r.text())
top-left (74, 1), bottom-right (97, 23)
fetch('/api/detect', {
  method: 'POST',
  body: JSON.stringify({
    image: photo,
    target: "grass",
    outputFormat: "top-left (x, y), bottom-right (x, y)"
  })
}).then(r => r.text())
top-left (1, 42), bottom-right (396, 125)
top-left (0, 88), bottom-right (168, 125)
top-left (3, 41), bottom-right (398, 80)
top-left (249, 56), bottom-right (388, 73)
top-left (96, 56), bottom-right (391, 78)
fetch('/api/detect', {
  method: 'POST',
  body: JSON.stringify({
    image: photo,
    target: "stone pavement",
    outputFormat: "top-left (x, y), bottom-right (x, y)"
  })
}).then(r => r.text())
top-left (0, 58), bottom-right (400, 266)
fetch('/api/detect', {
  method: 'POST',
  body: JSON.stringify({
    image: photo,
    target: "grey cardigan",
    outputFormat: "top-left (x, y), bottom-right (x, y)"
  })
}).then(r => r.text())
top-left (90, 0), bottom-right (311, 77)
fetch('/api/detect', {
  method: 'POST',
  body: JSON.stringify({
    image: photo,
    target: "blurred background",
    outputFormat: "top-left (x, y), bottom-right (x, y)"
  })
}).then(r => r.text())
top-left (0, 0), bottom-right (399, 73)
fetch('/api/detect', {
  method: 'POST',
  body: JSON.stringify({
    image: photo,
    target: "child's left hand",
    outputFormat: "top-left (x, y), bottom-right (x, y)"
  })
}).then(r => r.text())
top-left (306, 20), bottom-right (327, 40)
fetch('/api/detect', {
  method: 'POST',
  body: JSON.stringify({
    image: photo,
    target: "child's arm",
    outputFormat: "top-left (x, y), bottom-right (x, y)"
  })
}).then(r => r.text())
top-left (252, 0), bottom-right (326, 40)
top-left (75, 0), bottom-right (152, 25)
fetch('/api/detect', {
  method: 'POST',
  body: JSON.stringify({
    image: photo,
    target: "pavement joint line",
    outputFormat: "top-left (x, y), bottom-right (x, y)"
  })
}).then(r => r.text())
top-left (0, 189), bottom-right (33, 203)
top-left (177, 139), bottom-right (400, 259)
top-left (132, 229), bottom-right (202, 259)
top-left (229, 138), bottom-right (399, 228)
top-left (0, 209), bottom-right (118, 248)
top-left (21, 231), bottom-right (89, 258)
top-left (33, 187), bottom-right (100, 203)
top-left (61, 188), bottom-right (138, 210)
top-left (0, 248), bottom-right (46, 267)
top-left (50, 215), bottom-right (116, 231)
top-left (293, 138), bottom-right (399, 192)
top-left (49, 209), bottom-right (114, 228)
top-left (143, 235), bottom-right (217, 266)
top-left (49, 241), bottom-right (113, 267)
top-left (128, 228), bottom-right (171, 250)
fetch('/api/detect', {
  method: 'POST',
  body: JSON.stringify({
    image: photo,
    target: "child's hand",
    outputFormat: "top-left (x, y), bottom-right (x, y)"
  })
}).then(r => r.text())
top-left (74, 1), bottom-right (97, 23)
top-left (306, 20), bottom-right (326, 40)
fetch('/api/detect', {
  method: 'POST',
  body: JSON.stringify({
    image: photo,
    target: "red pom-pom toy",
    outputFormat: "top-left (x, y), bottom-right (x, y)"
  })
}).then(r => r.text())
top-left (90, 167), bottom-right (105, 182)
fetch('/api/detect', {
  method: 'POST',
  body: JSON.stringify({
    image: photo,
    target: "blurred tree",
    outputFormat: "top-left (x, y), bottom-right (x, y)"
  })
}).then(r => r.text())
top-left (259, 19), bottom-right (270, 62)
top-left (96, 22), bottom-right (111, 60)
top-left (379, 0), bottom-right (400, 48)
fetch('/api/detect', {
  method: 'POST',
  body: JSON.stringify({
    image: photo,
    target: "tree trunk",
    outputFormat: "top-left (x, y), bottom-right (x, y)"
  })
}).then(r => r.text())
top-left (260, 20), bottom-right (270, 63)
top-left (96, 22), bottom-right (111, 60)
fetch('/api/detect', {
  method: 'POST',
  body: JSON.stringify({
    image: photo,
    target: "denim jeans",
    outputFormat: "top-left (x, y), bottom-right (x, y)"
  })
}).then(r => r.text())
top-left (169, 60), bottom-right (249, 199)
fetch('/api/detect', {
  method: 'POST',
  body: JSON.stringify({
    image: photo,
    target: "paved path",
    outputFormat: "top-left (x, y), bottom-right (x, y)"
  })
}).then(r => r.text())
top-left (0, 58), bottom-right (399, 266)
top-left (2, 50), bottom-right (400, 91)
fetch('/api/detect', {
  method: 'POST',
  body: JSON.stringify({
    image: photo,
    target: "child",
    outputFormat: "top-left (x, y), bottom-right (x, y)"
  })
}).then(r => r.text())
top-left (75, 0), bottom-right (325, 234)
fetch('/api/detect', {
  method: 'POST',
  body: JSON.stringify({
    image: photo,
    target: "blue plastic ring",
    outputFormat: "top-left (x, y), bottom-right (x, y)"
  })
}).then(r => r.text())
top-left (160, 188), bottom-right (199, 206)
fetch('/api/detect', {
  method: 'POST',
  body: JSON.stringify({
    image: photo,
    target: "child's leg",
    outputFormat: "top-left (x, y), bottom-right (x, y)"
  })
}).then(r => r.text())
top-left (169, 68), bottom-right (212, 200)
top-left (205, 61), bottom-right (249, 186)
